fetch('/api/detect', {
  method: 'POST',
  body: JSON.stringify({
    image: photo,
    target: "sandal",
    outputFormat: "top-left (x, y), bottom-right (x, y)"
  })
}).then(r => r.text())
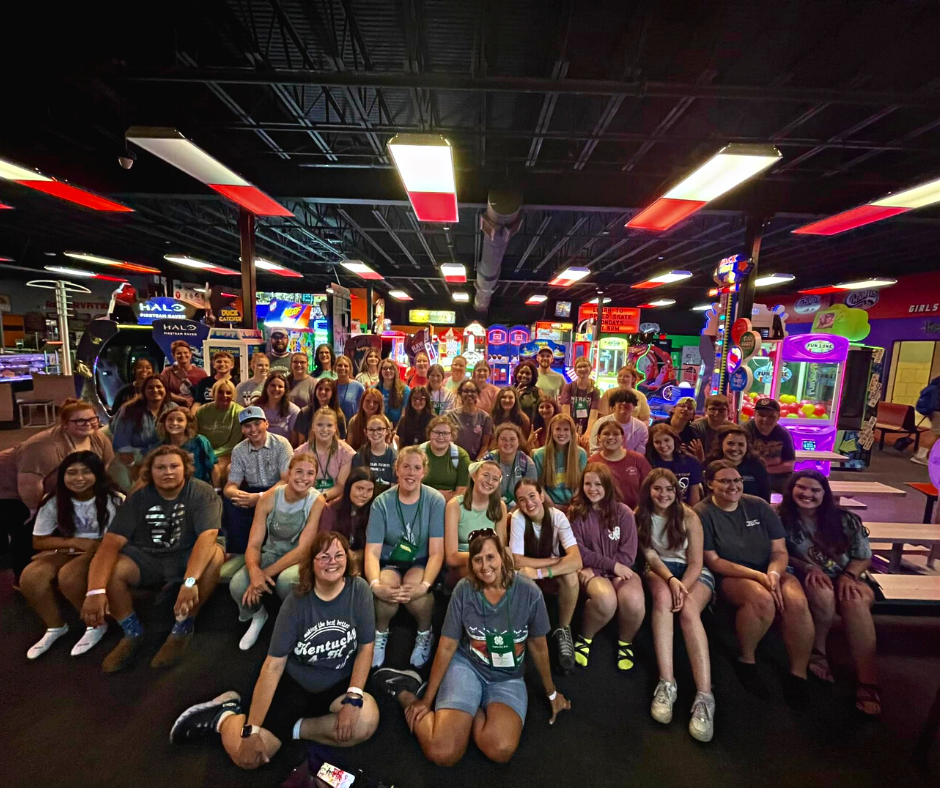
top-left (855, 683), bottom-right (882, 717)
top-left (808, 648), bottom-right (834, 683)
top-left (617, 641), bottom-right (635, 672)
top-left (574, 636), bottom-right (592, 669)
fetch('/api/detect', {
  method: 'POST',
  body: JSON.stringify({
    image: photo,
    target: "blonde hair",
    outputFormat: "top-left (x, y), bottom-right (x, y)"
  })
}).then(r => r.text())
top-left (540, 413), bottom-right (582, 491)
top-left (309, 407), bottom-right (340, 454)
top-left (211, 379), bottom-right (236, 400)
top-left (397, 444), bottom-right (429, 470)
top-left (289, 451), bottom-right (319, 474)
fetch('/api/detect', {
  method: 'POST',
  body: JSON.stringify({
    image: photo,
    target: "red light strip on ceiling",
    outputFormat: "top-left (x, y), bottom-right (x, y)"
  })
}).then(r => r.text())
top-left (627, 199), bottom-right (707, 232)
top-left (0, 201), bottom-right (13, 209)
top-left (792, 205), bottom-right (908, 236)
top-left (0, 156), bottom-right (132, 212)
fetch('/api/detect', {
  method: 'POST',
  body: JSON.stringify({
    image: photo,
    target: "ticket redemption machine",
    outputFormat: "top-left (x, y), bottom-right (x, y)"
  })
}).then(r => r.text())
top-left (519, 339), bottom-right (569, 382)
top-left (595, 336), bottom-right (630, 393)
top-left (486, 325), bottom-right (511, 385)
top-left (381, 331), bottom-right (409, 367)
top-left (770, 333), bottom-right (849, 476)
top-left (260, 299), bottom-right (328, 373)
top-left (201, 327), bottom-right (266, 389)
top-left (534, 321), bottom-right (573, 375)
top-left (735, 304), bottom-right (788, 423)
top-left (437, 327), bottom-right (463, 372)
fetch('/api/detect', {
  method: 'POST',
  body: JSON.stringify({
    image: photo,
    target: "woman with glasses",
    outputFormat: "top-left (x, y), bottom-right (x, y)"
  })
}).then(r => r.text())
top-left (451, 380), bottom-right (495, 461)
top-left (427, 364), bottom-right (456, 417)
top-left (695, 460), bottom-right (814, 707)
top-left (293, 409), bottom-right (355, 502)
top-left (422, 416), bottom-right (471, 501)
top-left (375, 529), bottom-right (569, 765)
top-left (567, 463), bottom-right (645, 676)
top-left (346, 388), bottom-right (386, 452)
top-left (313, 344), bottom-right (337, 380)
top-left (317, 467), bottom-right (378, 575)
top-left (334, 355), bottom-right (365, 424)
top-left (778, 470), bottom-right (880, 716)
top-left (483, 423), bottom-right (537, 507)
top-left (646, 423), bottom-right (703, 505)
top-left (356, 348), bottom-right (381, 388)
top-left (598, 365), bottom-right (651, 424)
top-left (110, 375), bottom-right (178, 480)
top-left (235, 353), bottom-right (271, 407)
top-left (287, 352), bottom-right (318, 411)
top-left (256, 372), bottom-right (301, 444)
top-left (706, 424), bottom-right (771, 503)
top-left (532, 413), bottom-right (587, 509)
top-left (351, 414), bottom-right (397, 493)
top-left (395, 385), bottom-right (433, 449)
top-left (491, 386), bottom-right (531, 439)
top-left (560, 357), bottom-right (600, 445)
top-left (635, 468), bottom-right (715, 741)
top-left (365, 446), bottom-right (445, 669)
top-left (377, 358), bottom-right (411, 428)
top-left (157, 408), bottom-right (219, 486)
top-left (229, 453), bottom-right (322, 651)
top-left (170, 531), bottom-right (379, 769)
top-left (14, 400), bottom-right (114, 584)
top-left (445, 460), bottom-right (508, 580)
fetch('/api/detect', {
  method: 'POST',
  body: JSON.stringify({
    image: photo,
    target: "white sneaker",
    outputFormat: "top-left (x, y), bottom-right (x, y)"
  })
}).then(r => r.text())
top-left (27, 624), bottom-right (69, 660)
top-left (372, 630), bottom-right (389, 668)
top-left (71, 624), bottom-right (108, 656)
top-left (651, 678), bottom-right (678, 724)
top-left (911, 454), bottom-right (929, 466)
top-left (239, 608), bottom-right (269, 651)
top-left (689, 692), bottom-right (716, 743)
top-left (410, 629), bottom-right (434, 668)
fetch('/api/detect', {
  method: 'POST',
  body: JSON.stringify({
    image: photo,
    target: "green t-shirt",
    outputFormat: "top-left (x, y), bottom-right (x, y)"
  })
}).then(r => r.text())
top-left (454, 494), bottom-right (500, 552)
top-left (195, 403), bottom-right (244, 457)
top-left (423, 443), bottom-right (471, 491)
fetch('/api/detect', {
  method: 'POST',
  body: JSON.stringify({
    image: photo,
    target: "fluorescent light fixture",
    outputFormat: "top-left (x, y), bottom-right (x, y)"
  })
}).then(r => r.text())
top-left (549, 266), bottom-right (591, 287)
top-left (452, 292), bottom-right (470, 302)
top-left (753, 273), bottom-right (795, 288)
top-left (64, 251), bottom-right (161, 275)
top-left (388, 290), bottom-right (412, 301)
top-left (692, 304), bottom-right (713, 311)
top-left (126, 127), bottom-right (292, 217)
top-left (0, 155), bottom-right (132, 212)
top-left (627, 144), bottom-right (781, 231)
top-left (164, 254), bottom-right (240, 276)
top-left (387, 134), bottom-right (458, 223)
top-left (793, 175), bottom-right (940, 235)
top-left (638, 299), bottom-right (676, 308)
top-left (525, 295), bottom-right (548, 304)
top-left (45, 265), bottom-right (96, 278)
top-left (586, 297), bottom-right (612, 304)
top-left (440, 263), bottom-right (467, 283)
top-left (798, 278), bottom-right (897, 295)
top-left (0, 201), bottom-right (13, 209)
top-left (631, 270), bottom-right (693, 289)
top-left (252, 257), bottom-right (303, 279)
top-left (340, 260), bottom-right (384, 280)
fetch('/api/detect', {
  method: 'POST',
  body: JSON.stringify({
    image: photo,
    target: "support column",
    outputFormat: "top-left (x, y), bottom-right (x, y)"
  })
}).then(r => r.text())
top-left (55, 281), bottom-right (73, 376)
top-left (239, 209), bottom-right (258, 330)
top-left (366, 284), bottom-right (374, 331)
top-left (738, 215), bottom-right (766, 322)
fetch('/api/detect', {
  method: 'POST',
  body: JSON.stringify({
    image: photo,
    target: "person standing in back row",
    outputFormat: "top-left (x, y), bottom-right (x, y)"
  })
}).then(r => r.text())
top-left (534, 348), bottom-right (565, 401)
top-left (690, 395), bottom-right (731, 457)
top-left (194, 351), bottom-right (235, 409)
top-left (266, 330), bottom-right (293, 374)
top-left (911, 373), bottom-right (940, 466)
top-left (161, 341), bottom-right (208, 408)
top-left (744, 398), bottom-right (796, 495)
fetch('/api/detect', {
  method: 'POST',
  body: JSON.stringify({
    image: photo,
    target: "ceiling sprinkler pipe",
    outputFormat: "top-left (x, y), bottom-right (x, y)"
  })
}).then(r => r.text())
top-left (475, 190), bottom-right (522, 311)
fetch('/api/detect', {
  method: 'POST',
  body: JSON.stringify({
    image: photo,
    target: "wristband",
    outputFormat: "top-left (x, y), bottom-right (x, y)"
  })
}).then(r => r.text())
top-left (767, 570), bottom-right (781, 578)
top-left (86, 588), bottom-right (107, 597)
top-left (370, 579), bottom-right (380, 588)
top-left (421, 580), bottom-right (431, 590)
top-left (547, 690), bottom-right (557, 701)
top-left (346, 686), bottom-right (364, 697)
top-left (547, 567), bottom-right (554, 579)
top-left (536, 568), bottom-right (543, 580)
top-left (667, 575), bottom-right (678, 585)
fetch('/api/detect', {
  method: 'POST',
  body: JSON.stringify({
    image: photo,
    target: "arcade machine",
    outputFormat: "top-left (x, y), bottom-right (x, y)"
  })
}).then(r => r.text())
top-left (534, 320), bottom-right (573, 373)
top-left (734, 304), bottom-right (788, 423)
top-left (595, 337), bottom-right (629, 392)
top-left (462, 322), bottom-right (487, 369)
top-left (509, 324), bottom-right (531, 376)
top-left (437, 327), bottom-right (464, 372)
top-left (260, 299), bottom-right (326, 373)
top-left (381, 331), bottom-right (409, 367)
top-left (486, 325), bottom-right (511, 385)
top-left (519, 339), bottom-right (570, 382)
top-left (202, 327), bottom-right (266, 386)
top-left (835, 345), bottom-right (883, 471)
top-left (771, 333), bottom-right (850, 476)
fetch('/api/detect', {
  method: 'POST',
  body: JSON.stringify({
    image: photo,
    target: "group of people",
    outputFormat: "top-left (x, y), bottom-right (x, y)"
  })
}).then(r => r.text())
top-left (9, 343), bottom-right (883, 773)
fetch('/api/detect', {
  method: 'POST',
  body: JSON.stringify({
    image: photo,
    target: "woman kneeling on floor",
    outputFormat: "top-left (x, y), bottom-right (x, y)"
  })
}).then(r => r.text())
top-left (170, 531), bottom-right (379, 769)
top-left (635, 468), bottom-right (715, 741)
top-left (777, 470), bottom-right (880, 716)
top-left (375, 529), bottom-right (570, 765)
top-left (22, 451), bottom-right (124, 659)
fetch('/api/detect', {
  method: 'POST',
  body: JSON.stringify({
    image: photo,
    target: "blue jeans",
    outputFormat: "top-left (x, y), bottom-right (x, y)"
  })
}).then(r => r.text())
top-left (436, 649), bottom-right (529, 723)
top-left (222, 485), bottom-right (269, 554)
top-left (227, 553), bottom-right (300, 621)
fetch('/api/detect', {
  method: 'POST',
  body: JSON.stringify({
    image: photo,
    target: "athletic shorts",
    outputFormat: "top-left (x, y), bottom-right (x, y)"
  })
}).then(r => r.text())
top-left (435, 649), bottom-right (528, 723)
top-left (121, 546), bottom-right (193, 588)
top-left (655, 559), bottom-right (717, 595)
top-left (379, 558), bottom-right (429, 575)
top-left (260, 673), bottom-right (350, 742)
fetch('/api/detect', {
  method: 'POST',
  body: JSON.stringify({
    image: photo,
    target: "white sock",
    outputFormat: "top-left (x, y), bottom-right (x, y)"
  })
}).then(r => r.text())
top-left (292, 718), bottom-right (303, 740)
top-left (216, 710), bottom-right (235, 732)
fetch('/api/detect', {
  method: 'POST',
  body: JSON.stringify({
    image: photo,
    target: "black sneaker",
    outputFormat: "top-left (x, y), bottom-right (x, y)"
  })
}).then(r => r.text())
top-left (554, 626), bottom-right (575, 673)
top-left (782, 673), bottom-right (810, 711)
top-left (373, 668), bottom-right (424, 700)
top-left (170, 691), bottom-right (241, 744)
top-left (734, 661), bottom-right (770, 699)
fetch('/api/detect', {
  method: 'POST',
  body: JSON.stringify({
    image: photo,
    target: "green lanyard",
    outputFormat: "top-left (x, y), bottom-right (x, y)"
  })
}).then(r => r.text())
top-left (395, 489), bottom-right (423, 544)
top-left (480, 584), bottom-right (518, 669)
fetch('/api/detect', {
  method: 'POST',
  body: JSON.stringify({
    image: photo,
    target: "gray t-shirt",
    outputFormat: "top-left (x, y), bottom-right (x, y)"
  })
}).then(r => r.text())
top-left (366, 484), bottom-right (446, 562)
top-left (442, 575), bottom-right (551, 682)
top-left (268, 576), bottom-right (375, 693)
top-left (108, 479), bottom-right (221, 555)
top-left (267, 352), bottom-right (292, 374)
top-left (449, 409), bottom-right (494, 459)
top-left (695, 494), bottom-right (785, 572)
top-left (288, 376), bottom-right (318, 411)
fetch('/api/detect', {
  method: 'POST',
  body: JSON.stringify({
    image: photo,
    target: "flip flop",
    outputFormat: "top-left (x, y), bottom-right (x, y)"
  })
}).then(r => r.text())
top-left (808, 648), bottom-right (834, 683)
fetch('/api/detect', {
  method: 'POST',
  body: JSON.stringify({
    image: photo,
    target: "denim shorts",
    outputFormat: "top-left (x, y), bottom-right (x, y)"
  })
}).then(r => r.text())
top-left (658, 559), bottom-right (717, 594)
top-left (436, 649), bottom-right (529, 723)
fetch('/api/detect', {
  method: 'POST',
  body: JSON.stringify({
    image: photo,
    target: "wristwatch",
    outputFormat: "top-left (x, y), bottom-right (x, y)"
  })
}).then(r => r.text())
top-left (241, 724), bottom-right (260, 738)
top-left (184, 576), bottom-right (197, 588)
top-left (341, 695), bottom-right (364, 708)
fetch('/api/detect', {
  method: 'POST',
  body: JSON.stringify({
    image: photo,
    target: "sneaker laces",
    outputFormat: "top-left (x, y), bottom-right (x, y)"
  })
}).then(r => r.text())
top-left (653, 679), bottom-right (677, 705)
top-left (415, 630), bottom-right (433, 647)
top-left (692, 695), bottom-right (714, 724)
top-left (555, 627), bottom-right (574, 659)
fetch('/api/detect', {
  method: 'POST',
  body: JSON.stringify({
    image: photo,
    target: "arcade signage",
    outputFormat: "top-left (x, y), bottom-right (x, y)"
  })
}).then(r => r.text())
top-left (806, 339), bottom-right (835, 355)
top-left (577, 305), bottom-right (641, 334)
top-left (843, 290), bottom-right (880, 310)
top-left (908, 302), bottom-right (940, 314)
top-left (138, 297), bottom-right (187, 325)
top-left (408, 309), bottom-right (456, 325)
top-left (794, 295), bottom-right (822, 314)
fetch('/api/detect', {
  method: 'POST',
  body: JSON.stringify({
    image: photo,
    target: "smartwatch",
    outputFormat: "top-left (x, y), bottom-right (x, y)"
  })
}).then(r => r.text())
top-left (241, 724), bottom-right (260, 738)
top-left (341, 695), bottom-right (364, 708)
top-left (184, 576), bottom-right (197, 588)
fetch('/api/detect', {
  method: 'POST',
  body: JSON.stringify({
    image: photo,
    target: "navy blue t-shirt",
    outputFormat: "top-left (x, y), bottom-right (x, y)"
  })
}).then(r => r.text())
top-left (651, 454), bottom-right (703, 502)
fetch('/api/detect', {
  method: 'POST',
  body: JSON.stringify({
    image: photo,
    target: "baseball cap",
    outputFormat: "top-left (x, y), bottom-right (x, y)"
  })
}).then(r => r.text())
top-left (270, 329), bottom-right (288, 338)
top-left (238, 406), bottom-right (266, 424)
top-left (754, 397), bottom-right (780, 413)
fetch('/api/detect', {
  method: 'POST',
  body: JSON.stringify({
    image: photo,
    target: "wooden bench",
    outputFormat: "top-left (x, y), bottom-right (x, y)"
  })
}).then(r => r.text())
top-left (872, 573), bottom-right (940, 604)
top-left (770, 493), bottom-right (866, 509)
top-left (865, 522), bottom-right (940, 572)
top-left (873, 401), bottom-right (928, 451)
top-left (828, 480), bottom-right (906, 496)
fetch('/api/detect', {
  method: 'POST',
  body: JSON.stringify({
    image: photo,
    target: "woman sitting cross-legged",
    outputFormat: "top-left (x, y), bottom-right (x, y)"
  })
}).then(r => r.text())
top-left (365, 446), bottom-right (446, 670)
top-left (229, 453), bottom-right (322, 651)
top-left (509, 478), bottom-right (583, 673)
top-left (374, 529), bottom-right (570, 766)
top-left (566, 463), bottom-right (645, 675)
top-left (444, 460), bottom-right (508, 581)
top-left (21, 451), bottom-right (124, 659)
top-left (695, 460), bottom-right (814, 708)
top-left (635, 468), bottom-right (716, 742)
top-left (169, 531), bottom-right (379, 769)
top-left (778, 470), bottom-right (880, 716)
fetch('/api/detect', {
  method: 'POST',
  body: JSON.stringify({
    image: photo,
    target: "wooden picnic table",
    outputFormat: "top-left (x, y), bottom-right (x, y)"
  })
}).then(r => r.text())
top-left (795, 450), bottom-right (847, 463)
top-left (872, 573), bottom-right (940, 603)
top-left (865, 522), bottom-right (940, 571)
top-left (828, 480), bottom-right (906, 496)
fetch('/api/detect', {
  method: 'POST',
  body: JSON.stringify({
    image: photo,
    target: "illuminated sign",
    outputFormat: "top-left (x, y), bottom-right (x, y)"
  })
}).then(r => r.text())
top-left (138, 297), bottom-right (186, 325)
top-left (794, 295), bottom-right (822, 314)
top-left (408, 309), bottom-right (456, 325)
top-left (806, 339), bottom-right (835, 354)
top-left (578, 305), bottom-right (641, 334)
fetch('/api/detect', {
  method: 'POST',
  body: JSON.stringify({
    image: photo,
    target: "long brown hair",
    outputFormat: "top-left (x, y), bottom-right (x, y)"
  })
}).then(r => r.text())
top-left (257, 371), bottom-right (292, 417)
top-left (706, 423), bottom-right (757, 463)
top-left (378, 359), bottom-right (406, 409)
top-left (514, 478), bottom-right (556, 559)
top-left (463, 460), bottom-right (504, 522)
top-left (314, 377), bottom-right (347, 434)
top-left (349, 388), bottom-right (385, 449)
top-left (539, 412), bottom-right (582, 491)
top-left (491, 386), bottom-right (528, 431)
top-left (296, 531), bottom-right (353, 596)
top-left (635, 468), bottom-right (688, 552)
top-left (568, 462), bottom-right (622, 533)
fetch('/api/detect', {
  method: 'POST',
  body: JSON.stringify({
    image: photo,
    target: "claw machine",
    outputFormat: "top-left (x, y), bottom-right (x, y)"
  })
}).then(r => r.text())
top-left (771, 333), bottom-right (849, 476)
top-left (595, 337), bottom-right (630, 393)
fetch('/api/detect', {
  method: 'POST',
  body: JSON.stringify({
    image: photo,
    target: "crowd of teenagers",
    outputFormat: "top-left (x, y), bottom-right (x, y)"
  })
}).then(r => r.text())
top-left (7, 341), bottom-right (884, 771)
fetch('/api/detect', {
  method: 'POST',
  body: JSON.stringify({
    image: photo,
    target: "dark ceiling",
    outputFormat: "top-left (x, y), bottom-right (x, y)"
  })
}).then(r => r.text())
top-left (3, 0), bottom-right (940, 314)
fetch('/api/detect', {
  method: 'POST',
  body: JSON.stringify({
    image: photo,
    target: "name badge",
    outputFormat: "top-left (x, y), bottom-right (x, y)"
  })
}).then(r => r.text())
top-left (485, 631), bottom-right (518, 669)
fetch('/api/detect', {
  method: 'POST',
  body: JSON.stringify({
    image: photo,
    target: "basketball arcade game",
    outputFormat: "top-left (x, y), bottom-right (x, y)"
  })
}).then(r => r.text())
top-left (486, 324), bottom-right (530, 386)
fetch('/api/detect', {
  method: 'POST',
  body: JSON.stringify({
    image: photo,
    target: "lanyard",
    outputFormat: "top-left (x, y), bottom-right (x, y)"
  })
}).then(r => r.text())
top-left (481, 584), bottom-right (513, 635)
top-left (395, 489), bottom-right (423, 543)
top-left (314, 444), bottom-right (335, 481)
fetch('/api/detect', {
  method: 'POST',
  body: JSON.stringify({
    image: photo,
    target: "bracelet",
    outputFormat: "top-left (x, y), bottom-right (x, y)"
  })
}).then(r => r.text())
top-left (85, 588), bottom-right (107, 597)
top-left (370, 579), bottom-right (380, 588)
top-left (767, 570), bottom-right (781, 578)
top-left (420, 580), bottom-right (431, 590)
top-left (547, 567), bottom-right (554, 579)
top-left (547, 690), bottom-right (557, 701)
top-left (536, 568), bottom-right (543, 580)
top-left (667, 575), bottom-right (677, 585)
top-left (346, 686), bottom-right (364, 697)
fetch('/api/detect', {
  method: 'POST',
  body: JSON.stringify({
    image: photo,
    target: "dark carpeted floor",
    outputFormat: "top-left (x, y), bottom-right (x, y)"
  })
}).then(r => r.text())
top-left (2, 448), bottom-right (939, 788)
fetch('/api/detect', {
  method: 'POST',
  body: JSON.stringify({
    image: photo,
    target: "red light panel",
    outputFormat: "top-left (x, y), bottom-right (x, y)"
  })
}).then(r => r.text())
top-left (95, 274), bottom-right (130, 282)
top-left (797, 286), bottom-right (845, 295)
top-left (118, 262), bottom-right (162, 274)
top-left (208, 184), bottom-right (293, 217)
top-left (626, 198), bottom-right (707, 231)
top-left (0, 201), bottom-right (13, 209)
top-left (631, 280), bottom-right (665, 289)
top-left (792, 205), bottom-right (909, 236)
top-left (407, 192), bottom-right (459, 223)
top-left (443, 274), bottom-right (466, 283)
top-left (16, 181), bottom-right (133, 212)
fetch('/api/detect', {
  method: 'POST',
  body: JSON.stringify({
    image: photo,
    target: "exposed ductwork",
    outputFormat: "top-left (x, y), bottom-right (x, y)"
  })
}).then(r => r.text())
top-left (475, 190), bottom-right (522, 312)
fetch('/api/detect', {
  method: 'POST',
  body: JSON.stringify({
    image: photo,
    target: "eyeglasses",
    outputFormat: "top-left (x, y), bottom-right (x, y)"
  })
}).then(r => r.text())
top-left (713, 478), bottom-right (744, 487)
top-left (69, 417), bottom-right (99, 427)
top-left (430, 430), bottom-right (452, 438)
top-left (315, 552), bottom-right (346, 564)
top-left (468, 528), bottom-right (497, 544)
top-left (366, 427), bottom-right (388, 434)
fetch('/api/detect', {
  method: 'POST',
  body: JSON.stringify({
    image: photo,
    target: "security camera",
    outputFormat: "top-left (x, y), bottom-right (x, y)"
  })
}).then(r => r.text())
top-left (118, 150), bottom-right (136, 170)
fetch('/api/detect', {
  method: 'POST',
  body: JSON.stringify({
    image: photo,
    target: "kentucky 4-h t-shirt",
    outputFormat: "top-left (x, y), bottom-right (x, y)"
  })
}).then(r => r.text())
top-left (268, 576), bottom-right (375, 693)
